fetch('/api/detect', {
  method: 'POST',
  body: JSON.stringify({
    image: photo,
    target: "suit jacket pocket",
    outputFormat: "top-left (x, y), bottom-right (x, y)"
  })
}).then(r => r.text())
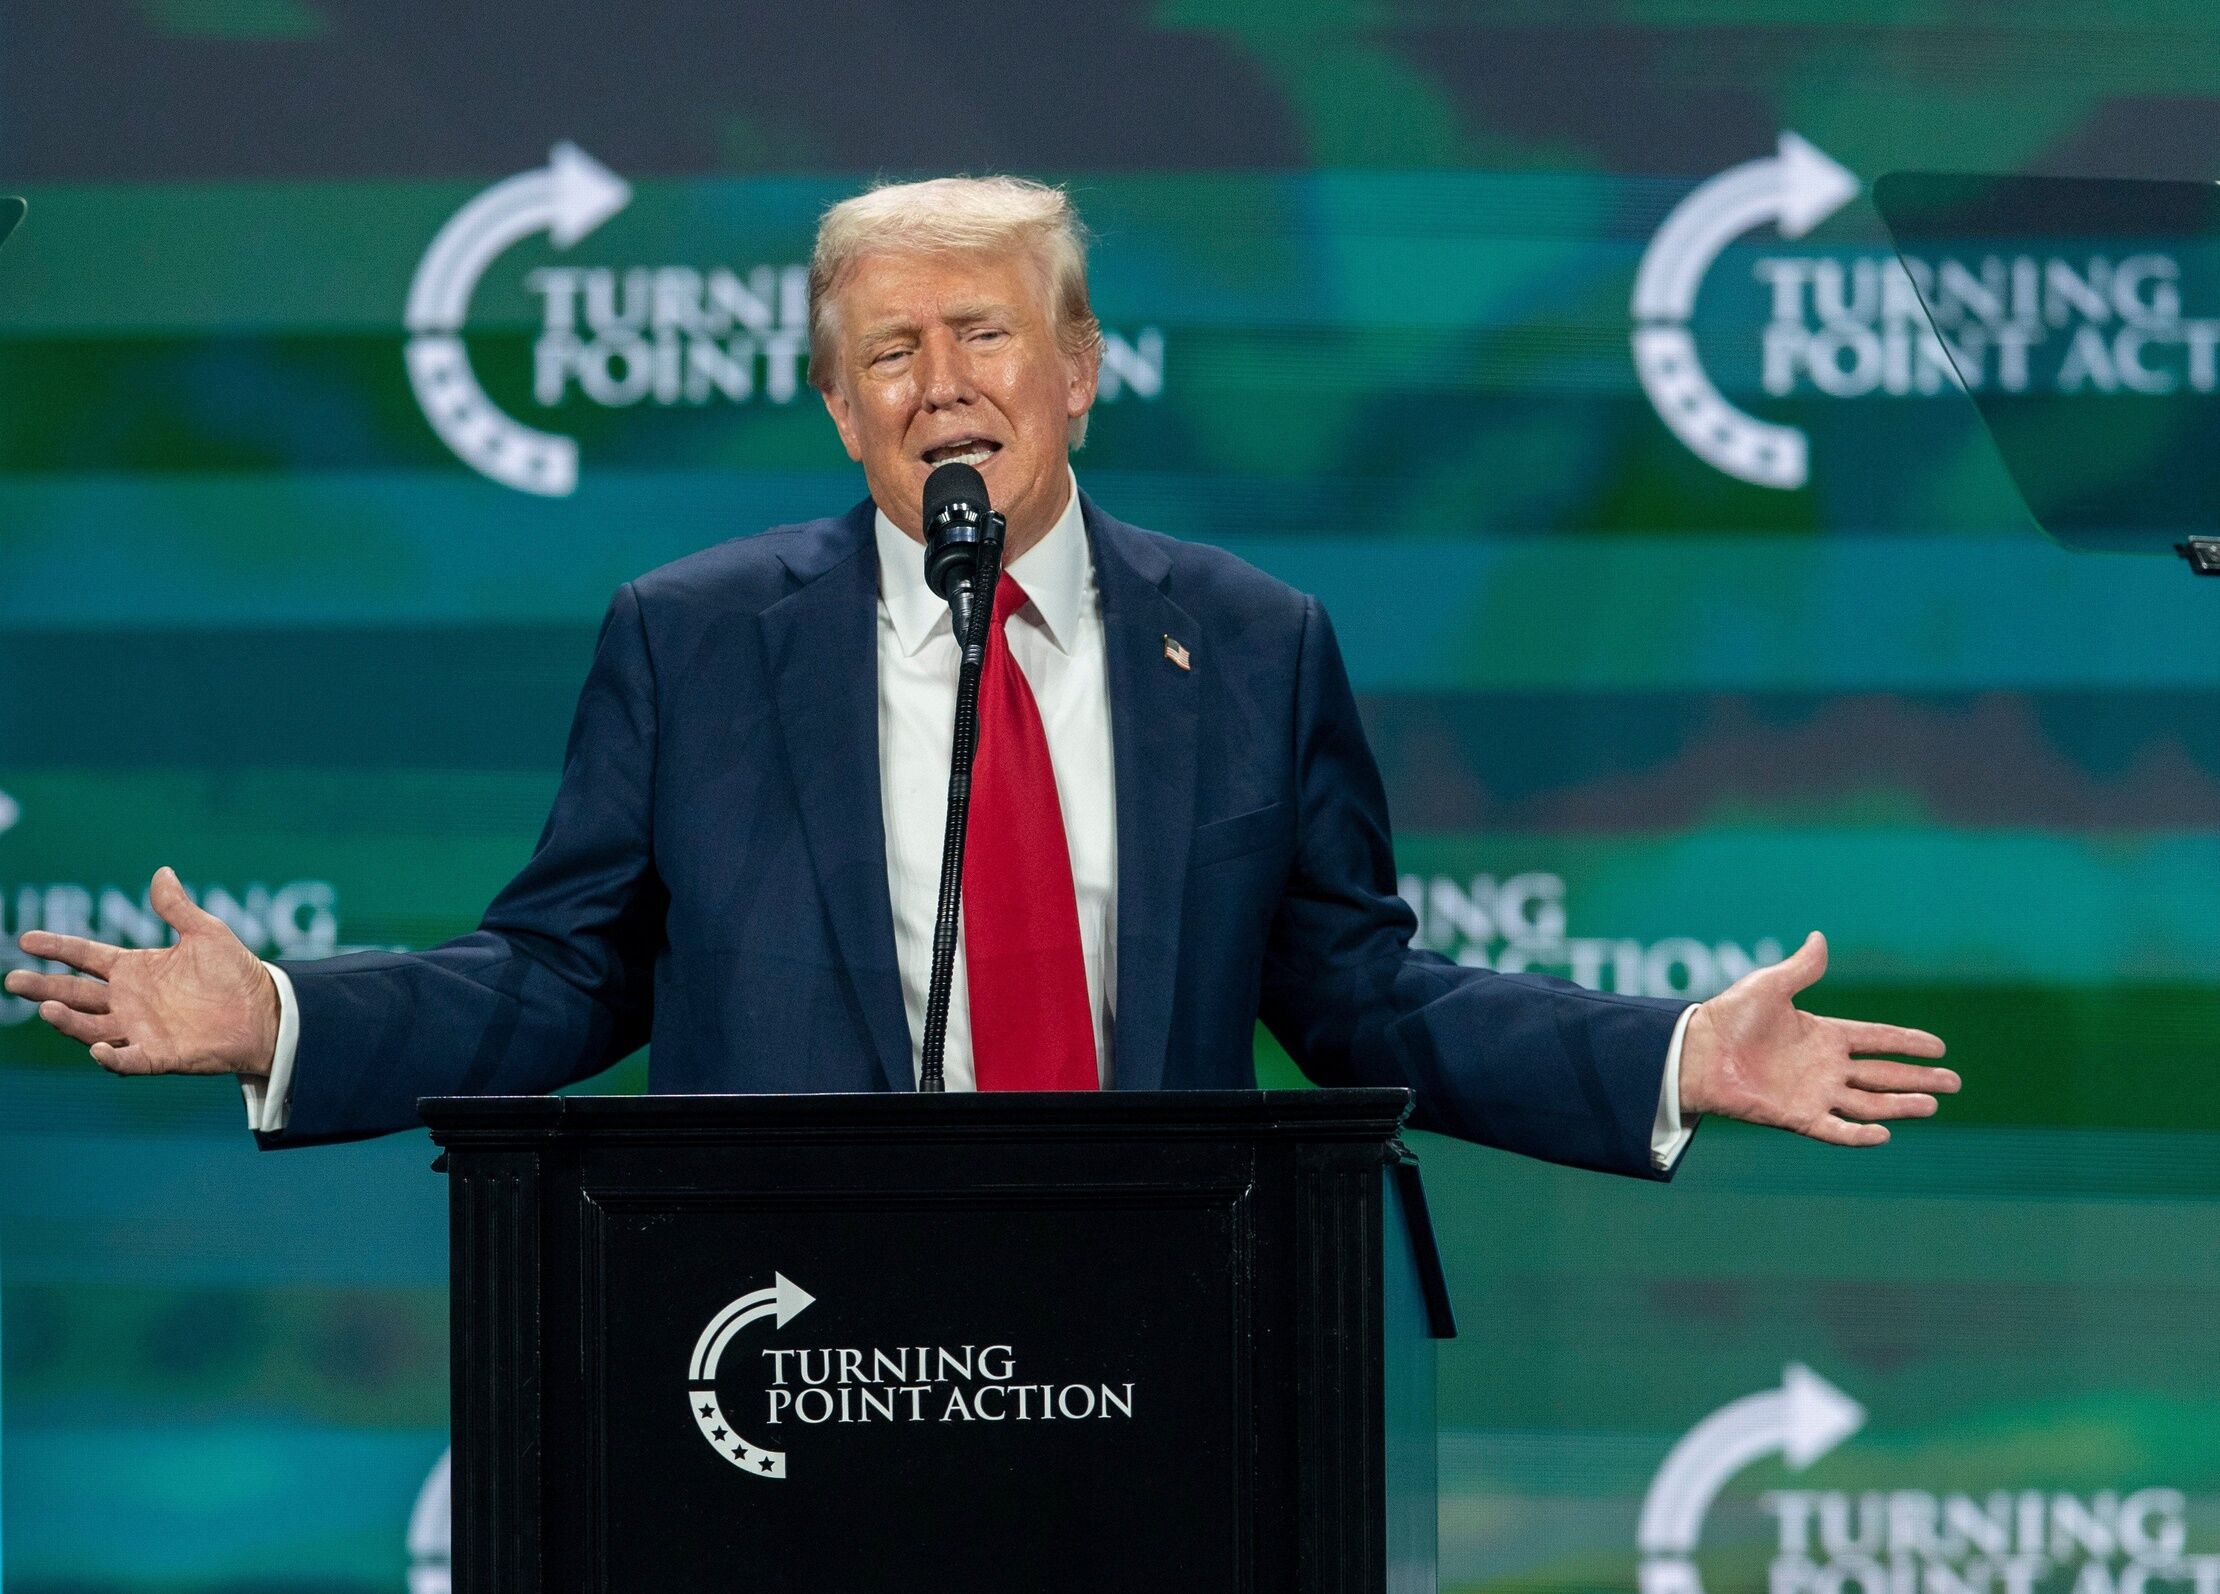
top-left (1189, 801), bottom-right (1291, 869)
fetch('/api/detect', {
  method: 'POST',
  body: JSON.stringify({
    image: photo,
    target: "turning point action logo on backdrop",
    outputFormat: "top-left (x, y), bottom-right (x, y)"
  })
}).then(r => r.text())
top-left (406, 143), bottom-right (1167, 497)
top-left (1640, 1366), bottom-right (2218, 1594)
top-left (1402, 869), bottom-right (1782, 1000)
top-left (404, 141), bottom-right (636, 495)
top-left (1632, 134), bottom-right (1861, 489)
top-left (0, 788), bottom-right (350, 1026)
top-left (687, 1270), bottom-right (1137, 1481)
top-left (1635, 133), bottom-right (2220, 488)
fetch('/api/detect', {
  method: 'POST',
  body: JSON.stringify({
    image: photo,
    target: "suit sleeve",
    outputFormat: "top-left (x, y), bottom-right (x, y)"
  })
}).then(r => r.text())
top-left (1256, 596), bottom-right (1694, 1181)
top-left (256, 582), bottom-right (669, 1148)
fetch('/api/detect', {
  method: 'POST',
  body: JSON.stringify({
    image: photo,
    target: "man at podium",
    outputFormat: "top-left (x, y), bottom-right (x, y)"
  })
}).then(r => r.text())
top-left (7, 176), bottom-right (1955, 1176)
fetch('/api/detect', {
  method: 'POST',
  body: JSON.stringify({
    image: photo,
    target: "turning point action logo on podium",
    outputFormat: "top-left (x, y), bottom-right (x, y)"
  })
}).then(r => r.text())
top-left (1638, 1365), bottom-right (2215, 1594)
top-left (686, 1271), bottom-right (1138, 1481)
top-left (687, 1272), bottom-right (817, 1478)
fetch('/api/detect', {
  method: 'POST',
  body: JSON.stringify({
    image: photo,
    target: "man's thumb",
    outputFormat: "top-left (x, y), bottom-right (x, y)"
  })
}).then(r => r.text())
top-left (1774, 929), bottom-right (1827, 993)
top-left (149, 867), bottom-right (217, 938)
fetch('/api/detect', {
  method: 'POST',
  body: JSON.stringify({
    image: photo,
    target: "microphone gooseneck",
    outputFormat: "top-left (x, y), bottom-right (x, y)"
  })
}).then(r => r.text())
top-left (917, 462), bottom-right (1006, 1093)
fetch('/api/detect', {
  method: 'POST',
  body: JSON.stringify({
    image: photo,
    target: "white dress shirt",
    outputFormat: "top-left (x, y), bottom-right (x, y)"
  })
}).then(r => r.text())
top-left (873, 470), bottom-right (1117, 1089)
top-left (245, 468), bottom-right (1692, 1167)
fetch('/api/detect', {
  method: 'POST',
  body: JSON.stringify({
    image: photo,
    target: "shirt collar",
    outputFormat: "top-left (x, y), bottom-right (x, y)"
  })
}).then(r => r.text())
top-left (875, 468), bottom-right (1088, 658)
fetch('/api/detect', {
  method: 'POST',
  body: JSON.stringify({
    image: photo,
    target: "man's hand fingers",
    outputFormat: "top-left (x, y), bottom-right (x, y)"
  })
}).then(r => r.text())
top-left (16, 930), bottom-right (122, 978)
top-left (4, 970), bottom-right (111, 1012)
top-left (1839, 1089), bottom-right (1938, 1122)
top-left (37, 1000), bottom-right (123, 1048)
top-left (1804, 1114), bottom-right (1890, 1148)
top-left (1831, 1019), bottom-right (1946, 1059)
top-left (149, 866), bottom-right (222, 938)
top-left (1847, 1059), bottom-right (1960, 1096)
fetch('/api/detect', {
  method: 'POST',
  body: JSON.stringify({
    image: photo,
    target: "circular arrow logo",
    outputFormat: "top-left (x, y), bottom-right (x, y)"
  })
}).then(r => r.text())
top-left (1638, 1364), bottom-right (1865, 1594)
top-left (1631, 133), bottom-right (1861, 489)
top-left (404, 141), bottom-right (632, 496)
top-left (688, 1272), bottom-right (817, 1479)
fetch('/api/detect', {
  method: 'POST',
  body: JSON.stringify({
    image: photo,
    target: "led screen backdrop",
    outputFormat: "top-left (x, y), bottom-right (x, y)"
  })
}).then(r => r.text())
top-left (5, 3), bottom-right (2220, 1590)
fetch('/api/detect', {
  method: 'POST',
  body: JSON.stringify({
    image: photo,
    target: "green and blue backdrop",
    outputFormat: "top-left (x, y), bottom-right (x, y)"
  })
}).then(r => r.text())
top-left (4, 2), bottom-right (2220, 1590)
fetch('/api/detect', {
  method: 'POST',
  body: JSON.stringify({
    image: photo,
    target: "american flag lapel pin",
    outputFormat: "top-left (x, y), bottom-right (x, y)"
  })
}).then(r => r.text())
top-left (1162, 634), bottom-right (1191, 671)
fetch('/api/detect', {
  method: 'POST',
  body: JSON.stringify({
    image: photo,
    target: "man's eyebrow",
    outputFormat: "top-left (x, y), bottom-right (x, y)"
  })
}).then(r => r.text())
top-left (939, 299), bottom-right (1015, 325)
top-left (855, 301), bottom-right (1016, 346)
top-left (856, 316), bottom-right (919, 347)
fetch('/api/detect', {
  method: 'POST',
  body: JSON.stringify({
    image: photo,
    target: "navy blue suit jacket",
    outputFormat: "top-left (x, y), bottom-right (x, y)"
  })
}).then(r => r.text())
top-left (268, 495), bottom-right (1688, 1178)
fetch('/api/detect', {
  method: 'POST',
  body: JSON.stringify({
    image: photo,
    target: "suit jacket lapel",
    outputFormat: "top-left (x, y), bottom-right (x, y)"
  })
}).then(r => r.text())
top-left (1086, 497), bottom-right (1199, 1094)
top-left (759, 502), bottom-right (915, 1093)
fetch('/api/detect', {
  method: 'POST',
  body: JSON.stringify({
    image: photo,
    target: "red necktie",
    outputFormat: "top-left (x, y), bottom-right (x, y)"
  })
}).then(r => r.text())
top-left (962, 574), bottom-right (1099, 1091)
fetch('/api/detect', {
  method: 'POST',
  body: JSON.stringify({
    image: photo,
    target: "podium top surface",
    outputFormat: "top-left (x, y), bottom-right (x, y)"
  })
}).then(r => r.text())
top-left (426, 1086), bottom-right (1459, 1339)
top-left (421, 1087), bottom-right (1416, 1145)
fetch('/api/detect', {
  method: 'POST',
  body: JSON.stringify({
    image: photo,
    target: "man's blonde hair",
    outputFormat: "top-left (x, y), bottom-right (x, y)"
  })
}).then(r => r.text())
top-left (807, 175), bottom-right (1104, 446)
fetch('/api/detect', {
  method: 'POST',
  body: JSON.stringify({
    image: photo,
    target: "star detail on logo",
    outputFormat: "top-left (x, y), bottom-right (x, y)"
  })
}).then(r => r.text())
top-left (689, 1273), bottom-right (810, 1481)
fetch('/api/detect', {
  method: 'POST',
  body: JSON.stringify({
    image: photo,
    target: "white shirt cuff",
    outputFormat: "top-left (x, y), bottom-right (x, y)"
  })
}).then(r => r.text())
top-left (238, 961), bottom-right (300, 1134)
top-left (1651, 1003), bottom-right (1700, 1172)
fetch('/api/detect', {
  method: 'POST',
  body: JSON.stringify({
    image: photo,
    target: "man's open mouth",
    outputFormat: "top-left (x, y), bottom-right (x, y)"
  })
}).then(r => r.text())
top-left (921, 438), bottom-right (1002, 469)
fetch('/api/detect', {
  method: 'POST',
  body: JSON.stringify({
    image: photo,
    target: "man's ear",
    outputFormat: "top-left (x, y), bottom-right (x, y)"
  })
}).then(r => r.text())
top-left (820, 382), bottom-right (865, 464)
top-left (1064, 343), bottom-right (1100, 426)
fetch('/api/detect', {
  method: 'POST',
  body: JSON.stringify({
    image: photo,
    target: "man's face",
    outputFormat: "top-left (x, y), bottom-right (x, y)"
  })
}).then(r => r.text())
top-left (819, 248), bottom-right (1096, 549)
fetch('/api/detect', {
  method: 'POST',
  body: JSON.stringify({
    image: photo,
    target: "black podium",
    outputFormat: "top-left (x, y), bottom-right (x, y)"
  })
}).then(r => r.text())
top-left (424, 1089), bottom-right (1455, 1592)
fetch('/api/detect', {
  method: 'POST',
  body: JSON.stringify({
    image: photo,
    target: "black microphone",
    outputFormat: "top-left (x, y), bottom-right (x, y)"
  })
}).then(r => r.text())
top-left (915, 460), bottom-right (1006, 1093)
top-left (921, 461), bottom-right (1004, 636)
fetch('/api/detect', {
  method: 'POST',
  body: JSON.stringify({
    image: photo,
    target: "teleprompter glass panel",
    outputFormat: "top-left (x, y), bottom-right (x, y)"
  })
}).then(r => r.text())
top-left (1874, 171), bottom-right (2220, 558)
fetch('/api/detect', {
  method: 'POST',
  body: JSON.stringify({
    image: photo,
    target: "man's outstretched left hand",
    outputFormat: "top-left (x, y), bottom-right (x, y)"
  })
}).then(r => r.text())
top-left (1680, 931), bottom-right (1956, 1146)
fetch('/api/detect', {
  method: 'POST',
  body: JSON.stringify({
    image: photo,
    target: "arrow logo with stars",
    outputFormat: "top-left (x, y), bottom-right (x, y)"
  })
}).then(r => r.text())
top-left (1637, 1363), bottom-right (1865, 1594)
top-left (403, 141), bottom-right (631, 496)
top-left (686, 1272), bottom-right (816, 1479)
top-left (1631, 132), bottom-right (1861, 489)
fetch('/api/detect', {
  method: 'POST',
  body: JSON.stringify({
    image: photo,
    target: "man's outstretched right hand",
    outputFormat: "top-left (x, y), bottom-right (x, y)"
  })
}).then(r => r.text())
top-left (4, 866), bottom-right (280, 1080)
